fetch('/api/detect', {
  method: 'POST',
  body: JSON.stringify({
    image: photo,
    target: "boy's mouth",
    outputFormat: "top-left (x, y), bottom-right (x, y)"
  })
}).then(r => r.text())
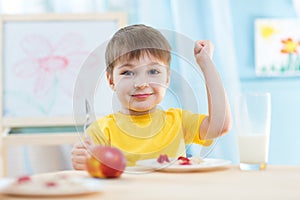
top-left (131, 93), bottom-right (152, 99)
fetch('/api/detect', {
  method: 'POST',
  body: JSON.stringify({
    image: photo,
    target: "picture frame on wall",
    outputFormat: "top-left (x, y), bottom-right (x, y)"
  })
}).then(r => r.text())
top-left (255, 19), bottom-right (300, 77)
top-left (0, 13), bottom-right (127, 128)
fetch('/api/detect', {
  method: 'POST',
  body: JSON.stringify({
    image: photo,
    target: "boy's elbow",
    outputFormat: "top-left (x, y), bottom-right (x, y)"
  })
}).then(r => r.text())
top-left (201, 115), bottom-right (232, 139)
top-left (204, 123), bottom-right (232, 140)
top-left (221, 123), bottom-right (232, 135)
top-left (220, 118), bottom-right (232, 135)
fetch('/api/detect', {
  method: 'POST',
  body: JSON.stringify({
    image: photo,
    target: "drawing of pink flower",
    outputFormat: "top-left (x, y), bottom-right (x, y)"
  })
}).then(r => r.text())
top-left (13, 33), bottom-right (90, 96)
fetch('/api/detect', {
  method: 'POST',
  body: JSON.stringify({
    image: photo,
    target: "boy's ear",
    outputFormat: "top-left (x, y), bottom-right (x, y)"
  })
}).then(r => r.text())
top-left (106, 72), bottom-right (115, 90)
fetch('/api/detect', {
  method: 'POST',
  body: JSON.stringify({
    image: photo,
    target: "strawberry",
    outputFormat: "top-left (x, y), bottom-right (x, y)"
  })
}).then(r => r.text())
top-left (17, 175), bottom-right (32, 184)
top-left (157, 154), bottom-right (170, 163)
top-left (177, 156), bottom-right (191, 165)
top-left (45, 181), bottom-right (57, 187)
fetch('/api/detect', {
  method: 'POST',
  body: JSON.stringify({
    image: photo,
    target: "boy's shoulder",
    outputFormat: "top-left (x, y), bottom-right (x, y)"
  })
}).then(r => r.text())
top-left (88, 113), bottom-right (114, 128)
top-left (96, 113), bottom-right (115, 123)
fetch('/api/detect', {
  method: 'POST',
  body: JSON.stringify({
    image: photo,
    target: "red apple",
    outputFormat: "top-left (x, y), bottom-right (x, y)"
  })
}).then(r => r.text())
top-left (86, 145), bottom-right (126, 178)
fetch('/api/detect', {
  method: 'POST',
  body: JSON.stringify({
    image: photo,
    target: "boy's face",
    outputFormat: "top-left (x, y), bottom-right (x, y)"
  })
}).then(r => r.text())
top-left (107, 53), bottom-right (170, 115)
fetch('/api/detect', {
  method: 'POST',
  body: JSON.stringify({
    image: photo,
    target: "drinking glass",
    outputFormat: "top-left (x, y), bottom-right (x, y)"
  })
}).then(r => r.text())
top-left (235, 92), bottom-right (271, 170)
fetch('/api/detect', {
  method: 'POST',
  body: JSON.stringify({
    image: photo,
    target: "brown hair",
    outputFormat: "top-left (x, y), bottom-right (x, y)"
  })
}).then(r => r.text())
top-left (105, 24), bottom-right (171, 74)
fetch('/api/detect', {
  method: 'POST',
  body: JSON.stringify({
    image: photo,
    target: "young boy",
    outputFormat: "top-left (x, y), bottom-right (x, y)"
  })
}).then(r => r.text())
top-left (71, 24), bottom-right (232, 169)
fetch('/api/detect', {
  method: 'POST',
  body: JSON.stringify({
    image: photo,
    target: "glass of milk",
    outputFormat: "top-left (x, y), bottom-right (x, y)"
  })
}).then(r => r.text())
top-left (235, 93), bottom-right (271, 170)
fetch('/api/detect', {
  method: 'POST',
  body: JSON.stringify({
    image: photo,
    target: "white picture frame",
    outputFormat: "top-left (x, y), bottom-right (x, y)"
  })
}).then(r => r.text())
top-left (0, 13), bottom-right (126, 128)
top-left (255, 19), bottom-right (300, 76)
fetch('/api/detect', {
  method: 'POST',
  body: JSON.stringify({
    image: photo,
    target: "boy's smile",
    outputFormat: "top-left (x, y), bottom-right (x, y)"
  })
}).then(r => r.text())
top-left (131, 93), bottom-right (153, 99)
top-left (107, 53), bottom-right (170, 115)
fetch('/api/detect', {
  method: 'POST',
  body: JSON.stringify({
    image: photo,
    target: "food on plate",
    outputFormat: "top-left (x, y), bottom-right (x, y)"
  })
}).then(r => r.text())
top-left (177, 156), bottom-right (204, 165)
top-left (156, 155), bottom-right (204, 165)
top-left (86, 145), bottom-right (127, 178)
top-left (177, 156), bottom-right (191, 165)
top-left (189, 157), bottom-right (204, 164)
top-left (17, 175), bottom-right (32, 184)
top-left (157, 154), bottom-right (170, 163)
top-left (1, 174), bottom-right (96, 195)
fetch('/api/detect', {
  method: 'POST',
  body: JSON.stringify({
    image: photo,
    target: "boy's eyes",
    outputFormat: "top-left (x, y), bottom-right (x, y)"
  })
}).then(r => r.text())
top-left (120, 70), bottom-right (134, 76)
top-left (120, 68), bottom-right (160, 76)
top-left (149, 69), bottom-right (160, 75)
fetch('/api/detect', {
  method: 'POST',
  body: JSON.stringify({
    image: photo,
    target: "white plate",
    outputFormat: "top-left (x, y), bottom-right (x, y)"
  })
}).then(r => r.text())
top-left (0, 176), bottom-right (104, 197)
top-left (136, 158), bottom-right (231, 172)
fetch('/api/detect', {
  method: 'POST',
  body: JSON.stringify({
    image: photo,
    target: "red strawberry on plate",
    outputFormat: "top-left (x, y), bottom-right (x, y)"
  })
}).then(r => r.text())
top-left (177, 156), bottom-right (191, 165)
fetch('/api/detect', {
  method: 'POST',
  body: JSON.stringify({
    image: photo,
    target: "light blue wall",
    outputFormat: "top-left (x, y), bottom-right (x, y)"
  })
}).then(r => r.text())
top-left (231, 0), bottom-right (300, 164)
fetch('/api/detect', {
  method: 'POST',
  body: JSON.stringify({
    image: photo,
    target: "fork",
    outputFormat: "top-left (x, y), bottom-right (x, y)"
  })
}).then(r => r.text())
top-left (83, 99), bottom-right (92, 138)
top-left (83, 99), bottom-right (108, 145)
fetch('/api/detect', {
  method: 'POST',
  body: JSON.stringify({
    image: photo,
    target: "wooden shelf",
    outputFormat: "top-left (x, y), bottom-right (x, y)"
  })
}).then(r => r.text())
top-left (2, 133), bottom-right (80, 146)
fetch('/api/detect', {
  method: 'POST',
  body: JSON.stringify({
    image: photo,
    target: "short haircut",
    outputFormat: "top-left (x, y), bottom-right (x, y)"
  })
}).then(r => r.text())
top-left (105, 24), bottom-right (171, 74)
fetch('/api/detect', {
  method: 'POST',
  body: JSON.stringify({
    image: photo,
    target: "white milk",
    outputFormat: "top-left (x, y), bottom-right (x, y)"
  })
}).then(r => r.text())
top-left (237, 134), bottom-right (269, 164)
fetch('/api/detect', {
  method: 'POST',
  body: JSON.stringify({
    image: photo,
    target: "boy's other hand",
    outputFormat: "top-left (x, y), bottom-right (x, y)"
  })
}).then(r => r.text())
top-left (71, 137), bottom-right (94, 170)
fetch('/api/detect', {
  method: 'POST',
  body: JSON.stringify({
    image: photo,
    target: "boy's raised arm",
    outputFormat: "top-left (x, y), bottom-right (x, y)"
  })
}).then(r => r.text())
top-left (194, 40), bottom-right (232, 140)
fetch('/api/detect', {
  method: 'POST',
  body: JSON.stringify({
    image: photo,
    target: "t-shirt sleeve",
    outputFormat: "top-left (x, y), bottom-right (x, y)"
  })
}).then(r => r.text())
top-left (86, 119), bottom-right (110, 145)
top-left (181, 109), bottom-right (213, 146)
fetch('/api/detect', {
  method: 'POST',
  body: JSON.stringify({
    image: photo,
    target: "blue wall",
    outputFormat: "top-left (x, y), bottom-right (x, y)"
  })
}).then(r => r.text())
top-left (231, 0), bottom-right (300, 164)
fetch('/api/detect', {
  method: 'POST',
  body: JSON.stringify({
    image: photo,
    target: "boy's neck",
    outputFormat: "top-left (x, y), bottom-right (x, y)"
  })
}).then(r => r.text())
top-left (119, 106), bottom-right (158, 116)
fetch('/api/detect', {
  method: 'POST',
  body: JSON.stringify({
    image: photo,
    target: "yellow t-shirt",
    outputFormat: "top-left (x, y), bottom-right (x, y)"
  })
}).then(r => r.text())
top-left (87, 108), bottom-right (213, 166)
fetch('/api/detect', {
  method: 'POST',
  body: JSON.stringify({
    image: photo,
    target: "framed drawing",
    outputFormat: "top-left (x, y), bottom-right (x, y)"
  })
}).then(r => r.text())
top-left (255, 19), bottom-right (300, 76)
top-left (0, 13), bottom-right (127, 128)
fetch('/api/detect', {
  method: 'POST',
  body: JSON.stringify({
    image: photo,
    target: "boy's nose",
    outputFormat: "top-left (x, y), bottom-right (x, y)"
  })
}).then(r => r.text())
top-left (134, 82), bottom-right (149, 89)
top-left (133, 71), bottom-right (150, 89)
top-left (134, 76), bottom-right (149, 89)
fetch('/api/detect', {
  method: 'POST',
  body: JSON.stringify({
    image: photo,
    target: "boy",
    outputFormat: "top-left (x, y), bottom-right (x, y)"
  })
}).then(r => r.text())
top-left (71, 24), bottom-right (232, 169)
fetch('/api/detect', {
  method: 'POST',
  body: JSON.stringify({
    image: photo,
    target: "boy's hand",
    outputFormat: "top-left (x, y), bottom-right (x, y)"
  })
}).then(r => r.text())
top-left (71, 137), bottom-right (94, 170)
top-left (194, 40), bottom-right (214, 65)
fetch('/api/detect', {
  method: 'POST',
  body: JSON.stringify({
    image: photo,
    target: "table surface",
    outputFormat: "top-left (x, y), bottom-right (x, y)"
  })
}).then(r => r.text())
top-left (1, 165), bottom-right (300, 200)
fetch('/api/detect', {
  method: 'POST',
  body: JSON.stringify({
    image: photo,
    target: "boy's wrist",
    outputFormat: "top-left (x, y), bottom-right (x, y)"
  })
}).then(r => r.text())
top-left (196, 58), bottom-right (213, 72)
